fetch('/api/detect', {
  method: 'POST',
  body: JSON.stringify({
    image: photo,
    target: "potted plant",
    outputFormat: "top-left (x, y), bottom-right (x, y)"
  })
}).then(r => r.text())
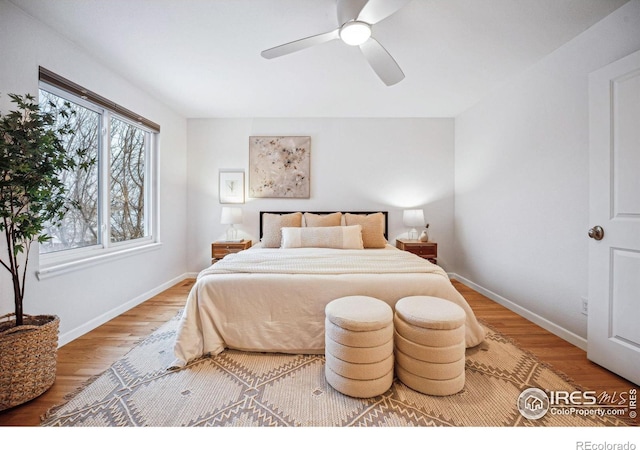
top-left (0, 93), bottom-right (78, 410)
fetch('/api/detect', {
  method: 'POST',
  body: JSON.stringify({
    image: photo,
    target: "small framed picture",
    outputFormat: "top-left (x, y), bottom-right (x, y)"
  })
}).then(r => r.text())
top-left (219, 170), bottom-right (245, 204)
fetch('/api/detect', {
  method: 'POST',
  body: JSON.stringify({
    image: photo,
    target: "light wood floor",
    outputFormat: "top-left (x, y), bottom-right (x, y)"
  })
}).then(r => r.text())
top-left (0, 278), bottom-right (637, 426)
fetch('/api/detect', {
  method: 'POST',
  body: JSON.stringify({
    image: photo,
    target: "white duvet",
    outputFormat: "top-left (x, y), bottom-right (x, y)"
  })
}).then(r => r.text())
top-left (172, 245), bottom-right (486, 367)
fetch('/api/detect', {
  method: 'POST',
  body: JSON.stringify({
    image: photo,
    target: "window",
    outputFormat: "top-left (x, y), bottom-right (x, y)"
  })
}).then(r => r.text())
top-left (38, 89), bottom-right (100, 252)
top-left (37, 68), bottom-right (160, 276)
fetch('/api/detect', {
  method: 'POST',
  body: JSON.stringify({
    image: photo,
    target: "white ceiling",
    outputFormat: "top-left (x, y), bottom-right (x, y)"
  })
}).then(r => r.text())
top-left (10, 0), bottom-right (629, 118)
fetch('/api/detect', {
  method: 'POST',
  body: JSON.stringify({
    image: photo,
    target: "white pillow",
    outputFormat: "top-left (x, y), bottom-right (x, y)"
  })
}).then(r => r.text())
top-left (281, 225), bottom-right (364, 249)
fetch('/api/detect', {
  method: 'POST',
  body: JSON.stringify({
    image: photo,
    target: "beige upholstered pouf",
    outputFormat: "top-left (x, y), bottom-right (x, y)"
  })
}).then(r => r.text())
top-left (395, 366), bottom-right (465, 396)
top-left (395, 296), bottom-right (466, 331)
top-left (326, 296), bottom-right (394, 332)
top-left (324, 296), bottom-right (394, 398)
top-left (394, 296), bottom-right (466, 396)
top-left (325, 366), bottom-right (394, 399)
top-left (325, 334), bottom-right (394, 364)
top-left (325, 319), bottom-right (393, 348)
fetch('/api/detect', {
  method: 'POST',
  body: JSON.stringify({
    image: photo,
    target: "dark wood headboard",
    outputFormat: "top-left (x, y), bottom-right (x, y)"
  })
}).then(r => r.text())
top-left (259, 211), bottom-right (389, 240)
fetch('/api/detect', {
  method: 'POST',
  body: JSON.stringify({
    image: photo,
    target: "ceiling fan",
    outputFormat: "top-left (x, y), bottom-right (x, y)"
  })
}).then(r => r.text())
top-left (260, 0), bottom-right (412, 86)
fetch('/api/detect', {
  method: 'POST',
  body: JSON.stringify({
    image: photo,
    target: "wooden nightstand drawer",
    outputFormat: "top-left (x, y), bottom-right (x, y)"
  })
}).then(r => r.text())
top-left (396, 239), bottom-right (437, 264)
top-left (211, 240), bottom-right (252, 261)
top-left (410, 244), bottom-right (437, 258)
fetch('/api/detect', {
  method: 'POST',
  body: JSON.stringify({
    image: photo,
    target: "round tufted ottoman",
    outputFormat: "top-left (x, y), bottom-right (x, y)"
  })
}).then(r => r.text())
top-left (394, 296), bottom-right (466, 396)
top-left (324, 296), bottom-right (394, 398)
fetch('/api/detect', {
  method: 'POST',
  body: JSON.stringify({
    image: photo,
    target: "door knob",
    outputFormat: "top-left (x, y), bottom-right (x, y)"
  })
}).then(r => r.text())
top-left (588, 225), bottom-right (604, 241)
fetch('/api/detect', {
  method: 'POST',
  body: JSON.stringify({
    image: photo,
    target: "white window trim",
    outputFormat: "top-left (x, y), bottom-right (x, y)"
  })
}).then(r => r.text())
top-left (36, 241), bottom-right (162, 280)
top-left (36, 83), bottom-right (161, 279)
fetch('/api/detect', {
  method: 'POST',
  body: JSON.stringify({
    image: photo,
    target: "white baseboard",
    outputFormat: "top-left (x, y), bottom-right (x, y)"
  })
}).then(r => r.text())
top-left (58, 273), bottom-right (190, 347)
top-left (449, 273), bottom-right (587, 351)
top-left (58, 271), bottom-right (588, 352)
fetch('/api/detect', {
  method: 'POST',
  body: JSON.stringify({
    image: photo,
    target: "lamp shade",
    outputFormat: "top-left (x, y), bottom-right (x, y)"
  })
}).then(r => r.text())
top-left (221, 207), bottom-right (242, 225)
top-left (403, 209), bottom-right (425, 227)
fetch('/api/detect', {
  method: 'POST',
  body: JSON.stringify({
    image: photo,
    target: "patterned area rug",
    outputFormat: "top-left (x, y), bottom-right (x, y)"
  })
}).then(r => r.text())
top-left (41, 312), bottom-right (632, 427)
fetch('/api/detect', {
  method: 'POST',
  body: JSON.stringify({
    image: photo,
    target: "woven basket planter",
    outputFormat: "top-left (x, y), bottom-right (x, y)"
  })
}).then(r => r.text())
top-left (0, 313), bottom-right (59, 411)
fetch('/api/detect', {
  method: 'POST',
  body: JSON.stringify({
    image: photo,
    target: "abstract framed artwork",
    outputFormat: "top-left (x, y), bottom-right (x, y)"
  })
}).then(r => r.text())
top-left (249, 136), bottom-right (311, 198)
top-left (219, 170), bottom-right (245, 204)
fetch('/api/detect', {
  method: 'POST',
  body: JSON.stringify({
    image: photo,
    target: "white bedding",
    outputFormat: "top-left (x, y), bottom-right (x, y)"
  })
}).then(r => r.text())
top-left (172, 245), bottom-right (486, 367)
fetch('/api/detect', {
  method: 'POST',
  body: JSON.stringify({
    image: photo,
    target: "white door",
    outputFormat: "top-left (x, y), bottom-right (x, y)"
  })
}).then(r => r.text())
top-left (588, 49), bottom-right (640, 385)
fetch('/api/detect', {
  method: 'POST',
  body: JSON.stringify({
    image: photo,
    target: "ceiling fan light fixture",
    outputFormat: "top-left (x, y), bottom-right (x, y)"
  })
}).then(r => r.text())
top-left (339, 21), bottom-right (371, 46)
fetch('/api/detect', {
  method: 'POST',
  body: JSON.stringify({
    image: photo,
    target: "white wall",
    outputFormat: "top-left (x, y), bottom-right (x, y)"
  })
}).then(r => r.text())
top-left (454, 0), bottom-right (640, 347)
top-left (187, 118), bottom-right (455, 273)
top-left (0, 1), bottom-right (189, 344)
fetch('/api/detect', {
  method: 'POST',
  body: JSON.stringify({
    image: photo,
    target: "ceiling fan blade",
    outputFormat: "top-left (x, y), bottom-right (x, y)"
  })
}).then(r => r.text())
top-left (359, 37), bottom-right (405, 86)
top-left (261, 29), bottom-right (340, 59)
top-left (356, 0), bottom-right (412, 24)
top-left (337, 0), bottom-right (368, 25)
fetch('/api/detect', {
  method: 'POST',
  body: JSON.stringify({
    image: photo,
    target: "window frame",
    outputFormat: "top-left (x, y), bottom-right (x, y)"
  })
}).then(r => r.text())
top-left (36, 77), bottom-right (161, 280)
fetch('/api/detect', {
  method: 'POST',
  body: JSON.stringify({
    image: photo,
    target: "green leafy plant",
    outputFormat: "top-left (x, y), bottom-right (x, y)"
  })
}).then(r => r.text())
top-left (0, 93), bottom-right (77, 327)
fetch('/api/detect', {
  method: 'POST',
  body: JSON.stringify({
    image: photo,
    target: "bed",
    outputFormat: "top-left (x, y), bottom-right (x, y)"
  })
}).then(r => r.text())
top-left (172, 211), bottom-right (486, 367)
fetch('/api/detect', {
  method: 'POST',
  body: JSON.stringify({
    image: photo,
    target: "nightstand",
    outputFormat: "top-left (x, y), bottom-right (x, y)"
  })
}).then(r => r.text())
top-left (396, 239), bottom-right (437, 264)
top-left (211, 240), bottom-right (252, 262)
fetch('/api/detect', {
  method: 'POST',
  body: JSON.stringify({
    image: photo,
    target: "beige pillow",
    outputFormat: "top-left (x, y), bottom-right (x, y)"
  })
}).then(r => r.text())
top-left (344, 213), bottom-right (387, 248)
top-left (303, 212), bottom-right (342, 227)
top-left (261, 212), bottom-right (302, 248)
top-left (281, 225), bottom-right (363, 249)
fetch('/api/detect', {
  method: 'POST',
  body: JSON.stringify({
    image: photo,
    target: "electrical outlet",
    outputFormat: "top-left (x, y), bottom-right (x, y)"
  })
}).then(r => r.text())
top-left (581, 297), bottom-right (588, 316)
